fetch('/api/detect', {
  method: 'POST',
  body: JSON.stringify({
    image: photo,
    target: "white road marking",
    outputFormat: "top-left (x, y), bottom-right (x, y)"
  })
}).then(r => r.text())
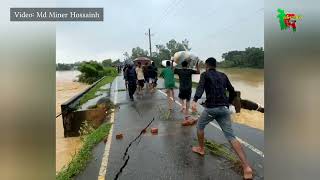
top-left (98, 77), bottom-right (118, 180)
top-left (158, 89), bottom-right (264, 158)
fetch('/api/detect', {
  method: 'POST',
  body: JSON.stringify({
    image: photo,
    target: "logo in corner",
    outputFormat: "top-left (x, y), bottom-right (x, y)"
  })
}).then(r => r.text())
top-left (277, 8), bottom-right (302, 32)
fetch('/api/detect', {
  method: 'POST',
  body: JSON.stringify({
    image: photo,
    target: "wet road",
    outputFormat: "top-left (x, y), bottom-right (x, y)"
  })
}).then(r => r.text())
top-left (101, 76), bottom-right (264, 180)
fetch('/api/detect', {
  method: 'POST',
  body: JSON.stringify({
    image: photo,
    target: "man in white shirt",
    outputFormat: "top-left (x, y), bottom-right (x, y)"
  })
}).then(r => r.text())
top-left (135, 62), bottom-right (145, 95)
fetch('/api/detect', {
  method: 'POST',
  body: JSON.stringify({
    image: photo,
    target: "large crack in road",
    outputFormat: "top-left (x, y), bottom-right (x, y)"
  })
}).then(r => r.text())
top-left (113, 105), bottom-right (156, 180)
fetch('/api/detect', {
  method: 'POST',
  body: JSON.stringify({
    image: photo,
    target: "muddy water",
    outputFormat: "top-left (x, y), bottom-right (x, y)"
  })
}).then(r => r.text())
top-left (192, 68), bottom-right (264, 130)
top-left (56, 71), bottom-right (89, 172)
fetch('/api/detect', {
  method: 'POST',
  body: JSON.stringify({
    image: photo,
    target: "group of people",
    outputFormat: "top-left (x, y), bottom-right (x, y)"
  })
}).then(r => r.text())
top-left (123, 57), bottom-right (253, 179)
top-left (123, 61), bottom-right (158, 101)
top-left (160, 57), bottom-right (253, 179)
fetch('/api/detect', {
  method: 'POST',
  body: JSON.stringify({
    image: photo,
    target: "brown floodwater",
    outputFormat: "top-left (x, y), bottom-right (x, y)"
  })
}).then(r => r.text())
top-left (56, 71), bottom-right (89, 173)
top-left (192, 68), bottom-right (264, 130)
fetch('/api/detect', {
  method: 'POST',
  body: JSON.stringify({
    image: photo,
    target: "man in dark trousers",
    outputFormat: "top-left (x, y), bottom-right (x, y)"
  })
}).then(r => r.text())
top-left (191, 57), bottom-right (253, 179)
top-left (174, 60), bottom-right (200, 122)
top-left (125, 63), bottom-right (137, 101)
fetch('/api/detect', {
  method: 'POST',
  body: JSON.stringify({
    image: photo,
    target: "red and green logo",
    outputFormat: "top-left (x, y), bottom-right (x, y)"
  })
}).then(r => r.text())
top-left (277, 8), bottom-right (302, 32)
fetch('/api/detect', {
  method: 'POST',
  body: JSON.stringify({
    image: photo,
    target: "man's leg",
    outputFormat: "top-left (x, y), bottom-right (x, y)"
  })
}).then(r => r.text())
top-left (216, 107), bottom-right (253, 179)
top-left (185, 100), bottom-right (190, 118)
top-left (192, 109), bottom-right (211, 155)
top-left (166, 89), bottom-right (173, 110)
top-left (230, 140), bottom-right (253, 179)
top-left (179, 98), bottom-right (185, 112)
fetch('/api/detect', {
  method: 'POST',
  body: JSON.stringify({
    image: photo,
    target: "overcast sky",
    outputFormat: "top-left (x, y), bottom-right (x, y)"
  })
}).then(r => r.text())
top-left (56, 0), bottom-right (264, 63)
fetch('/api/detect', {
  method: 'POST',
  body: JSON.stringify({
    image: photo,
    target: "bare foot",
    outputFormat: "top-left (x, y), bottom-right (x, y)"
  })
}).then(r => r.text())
top-left (192, 146), bottom-right (205, 156)
top-left (243, 166), bottom-right (253, 180)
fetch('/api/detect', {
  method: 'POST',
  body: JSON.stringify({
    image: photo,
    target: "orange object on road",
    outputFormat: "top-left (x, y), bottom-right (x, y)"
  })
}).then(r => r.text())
top-left (116, 133), bottom-right (123, 139)
top-left (189, 119), bottom-right (198, 125)
top-left (181, 120), bottom-right (190, 126)
top-left (151, 128), bottom-right (158, 134)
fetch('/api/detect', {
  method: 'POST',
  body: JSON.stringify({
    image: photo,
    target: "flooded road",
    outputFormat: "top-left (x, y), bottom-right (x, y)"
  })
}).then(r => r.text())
top-left (56, 71), bottom-right (89, 172)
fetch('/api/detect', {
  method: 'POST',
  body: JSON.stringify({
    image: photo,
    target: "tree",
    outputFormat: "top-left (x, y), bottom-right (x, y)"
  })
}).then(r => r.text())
top-left (102, 59), bottom-right (113, 67)
top-left (220, 47), bottom-right (264, 68)
top-left (131, 47), bottom-right (149, 59)
top-left (123, 52), bottom-right (130, 61)
top-left (166, 39), bottom-right (191, 56)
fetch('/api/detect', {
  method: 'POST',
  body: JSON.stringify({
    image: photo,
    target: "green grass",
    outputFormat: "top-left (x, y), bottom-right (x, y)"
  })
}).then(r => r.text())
top-left (56, 123), bottom-right (112, 180)
top-left (78, 76), bottom-right (116, 107)
top-left (205, 139), bottom-right (242, 174)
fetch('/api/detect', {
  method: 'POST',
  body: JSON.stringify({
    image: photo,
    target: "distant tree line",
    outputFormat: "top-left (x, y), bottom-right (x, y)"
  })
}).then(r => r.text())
top-left (56, 63), bottom-right (77, 71)
top-left (218, 47), bottom-right (264, 68)
top-left (124, 40), bottom-right (263, 69)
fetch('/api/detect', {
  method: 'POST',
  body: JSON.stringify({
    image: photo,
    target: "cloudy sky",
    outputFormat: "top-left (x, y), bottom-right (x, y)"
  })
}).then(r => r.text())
top-left (56, 0), bottom-right (264, 63)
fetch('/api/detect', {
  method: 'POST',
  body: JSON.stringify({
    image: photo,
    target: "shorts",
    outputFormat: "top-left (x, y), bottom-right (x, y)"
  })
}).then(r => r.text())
top-left (178, 89), bottom-right (192, 101)
top-left (197, 106), bottom-right (236, 141)
top-left (138, 80), bottom-right (144, 87)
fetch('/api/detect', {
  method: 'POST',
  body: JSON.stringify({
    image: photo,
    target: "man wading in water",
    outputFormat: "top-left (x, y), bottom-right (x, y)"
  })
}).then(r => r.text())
top-left (191, 57), bottom-right (253, 179)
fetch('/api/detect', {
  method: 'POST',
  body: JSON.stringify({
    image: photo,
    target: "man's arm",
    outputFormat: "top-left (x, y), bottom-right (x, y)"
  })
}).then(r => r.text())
top-left (192, 72), bottom-right (205, 111)
top-left (194, 60), bottom-right (200, 74)
top-left (193, 72), bottom-right (206, 102)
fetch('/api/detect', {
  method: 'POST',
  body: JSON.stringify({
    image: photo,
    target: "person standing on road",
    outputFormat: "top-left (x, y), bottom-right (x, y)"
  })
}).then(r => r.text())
top-left (148, 62), bottom-right (158, 93)
top-left (125, 64), bottom-right (137, 101)
top-left (160, 61), bottom-right (175, 111)
top-left (174, 60), bottom-right (200, 122)
top-left (191, 57), bottom-right (253, 180)
top-left (143, 62), bottom-right (150, 92)
top-left (135, 62), bottom-right (145, 95)
top-left (123, 64), bottom-right (128, 90)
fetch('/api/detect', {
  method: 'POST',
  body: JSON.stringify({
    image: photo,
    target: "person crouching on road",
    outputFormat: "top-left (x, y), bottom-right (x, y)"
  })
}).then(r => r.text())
top-left (174, 60), bottom-right (200, 122)
top-left (191, 57), bottom-right (253, 180)
top-left (135, 62), bottom-right (145, 95)
top-left (125, 64), bottom-right (137, 101)
top-left (160, 60), bottom-right (175, 111)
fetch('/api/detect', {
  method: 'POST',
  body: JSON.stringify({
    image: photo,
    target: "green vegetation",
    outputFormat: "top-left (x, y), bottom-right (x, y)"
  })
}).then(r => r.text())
top-left (219, 47), bottom-right (264, 68)
top-left (56, 123), bottom-right (112, 180)
top-left (78, 61), bottom-right (117, 84)
top-left (205, 140), bottom-right (242, 174)
top-left (78, 76), bottom-right (116, 107)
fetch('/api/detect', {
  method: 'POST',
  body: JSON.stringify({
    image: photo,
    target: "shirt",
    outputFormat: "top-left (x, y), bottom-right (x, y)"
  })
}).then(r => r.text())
top-left (174, 68), bottom-right (198, 91)
top-left (193, 69), bottom-right (236, 108)
top-left (160, 67), bottom-right (175, 89)
top-left (135, 67), bottom-right (144, 80)
top-left (148, 65), bottom-right (157, 78)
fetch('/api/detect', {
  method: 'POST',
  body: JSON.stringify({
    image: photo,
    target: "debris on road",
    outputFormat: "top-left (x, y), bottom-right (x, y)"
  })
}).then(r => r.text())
top-left (151, 128), bottom-right (158, 134)
top-left (181, 120), bottom-right (190, 126)
top-left (181, 119), bottom-right (198, 126)
top-left (116, 133), bottom-right (123, 139)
